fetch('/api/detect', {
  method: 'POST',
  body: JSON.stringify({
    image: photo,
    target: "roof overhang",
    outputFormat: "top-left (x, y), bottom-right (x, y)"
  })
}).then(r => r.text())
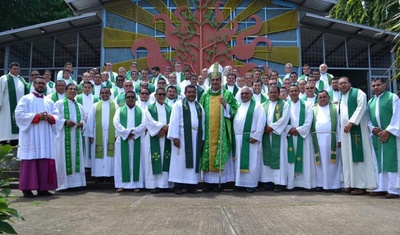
top-left (65, 0), bottom-right (105, 15)
top-left (300, 13), bottom-right (398, 46)
top-left (285, 0), bottom-right (337, 15)
top-left (0, 12), bottom-right (102, 45)
top-left (64, 0), bottom-right (337, 15)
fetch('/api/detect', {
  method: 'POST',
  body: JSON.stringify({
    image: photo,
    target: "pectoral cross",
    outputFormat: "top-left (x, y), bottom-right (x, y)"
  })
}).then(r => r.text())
top-left (352, 132), bottom-right (360, 148)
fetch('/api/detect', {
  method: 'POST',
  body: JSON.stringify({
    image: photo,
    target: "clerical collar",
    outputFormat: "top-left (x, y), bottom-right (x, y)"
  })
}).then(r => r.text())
top-left (211, 89), bottom-right (220, 93)
top-left (84, 93), bottom-right (91, 97)
top-left (68, 98), bottom-right (76, 102)
top-left (32, 91), bottom-right (44, 98)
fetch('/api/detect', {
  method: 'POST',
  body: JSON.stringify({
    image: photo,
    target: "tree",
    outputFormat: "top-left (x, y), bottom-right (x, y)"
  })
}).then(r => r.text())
top-left (330, 0), bottom-right (400, 87)
top-left (329, 0), bottom-right (399, 28)
top-left (0, 0), bottom-right (73, 32)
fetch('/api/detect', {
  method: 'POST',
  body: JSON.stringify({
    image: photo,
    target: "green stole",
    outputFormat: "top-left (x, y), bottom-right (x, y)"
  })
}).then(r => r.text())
top-left (326, 73), bottom-right (332, 86)
top-left (109, 72), bottom-right (115, 83)
top-left (328, 90), bottom-right (334, 102)
top-left (48, 80), bottom-right (55, 88)
top-left (76, 94), bottom-right (99, 106)
top-left (287, 100), bottom-right (306, 173)
top-left (116, 93), bottom-right (126, 107)
top-left (182, 98), bottom-right (203, 173)
top-left (7, 74), bottom-right (26, 134)
top-left (302, 96), bottom-right (318, 105)
top-left (317, 80), bottom-right (324, 92)
top-left (262, 98), bottom-right (285, 169)
top-left (63, 98), bottom-right (81, 175)
top-left (225, 84), bottom-right (239, 96)
top-left (120, 105), bottom-right (142, 182)
top-left (103, 80), bottom-right (113, 89)
top-left (347, 88), bottom-right (364, 162)
top-left (253, 94), bottom-right (267, 103)
top-left (95, 100), bottom-right (116, 158)
top-left (368, 92), bottom-right (398, 173)
top-left (51, 93), bottom-right (59, 102)
top-left (311, 103), bottom-right (337, 165)
top-left (112, 87), bottom-right (122, 96)
top-left (148, 102), bottom-right (172, 174)
top-left (239, 99), bottom-right (255, 172)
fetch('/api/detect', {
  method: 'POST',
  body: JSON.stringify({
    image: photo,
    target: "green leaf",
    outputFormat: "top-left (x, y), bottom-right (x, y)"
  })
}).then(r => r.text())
top-left (0, 220), bottom-right (18, 234)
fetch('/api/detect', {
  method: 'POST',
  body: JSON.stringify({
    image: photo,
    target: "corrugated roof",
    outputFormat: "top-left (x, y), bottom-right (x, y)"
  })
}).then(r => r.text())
top-left (285, 0), bottom-right (337, 15)
top-left (300, 13), bottom-right (398, 45)
top-left (0, 12), bottom-right (102, 45)
top-left (64, 0), bottom-right (337, 15)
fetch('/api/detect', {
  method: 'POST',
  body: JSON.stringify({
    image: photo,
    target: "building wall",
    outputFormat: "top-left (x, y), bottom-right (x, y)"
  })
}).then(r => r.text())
top-left (103, 0), bottom-right (300, 76)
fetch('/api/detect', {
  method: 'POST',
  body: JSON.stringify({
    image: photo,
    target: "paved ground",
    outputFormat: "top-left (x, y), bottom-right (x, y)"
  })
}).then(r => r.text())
top-left (8, 187), bottom-right (400, 235)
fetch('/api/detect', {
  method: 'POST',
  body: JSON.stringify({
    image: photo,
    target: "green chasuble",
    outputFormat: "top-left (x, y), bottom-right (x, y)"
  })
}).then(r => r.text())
top-left (287, 100), bottom-right (306, 173)
top-left (7, 74), bottom-right (27, 134)
top-left (262, 98), bottom-right (285, 169)
top-left (199, 88), bottom-right (238, 172)
top-left (368, 91), bottom-right (398, 173)
top-left (347, 88), bottom-right (364, 162)
top-left (120, 105), bottom-right (142, 182)
top-left (95, 100), bottom-right (117, 158)
top-left (148, 102), bottom-right (172, 174)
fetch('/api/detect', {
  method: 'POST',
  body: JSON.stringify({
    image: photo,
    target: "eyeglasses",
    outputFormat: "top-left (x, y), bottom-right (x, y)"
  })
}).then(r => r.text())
top-left (306, 87), bottom-right (314, 90)
top-left (241, 92), bottom-right (251, 95)
top-left (157, 93), bottom-right (166, 96)
top-left (126, 96), bottom-right (136, 99)
top-left (31, 74), bottom-right (39, 76)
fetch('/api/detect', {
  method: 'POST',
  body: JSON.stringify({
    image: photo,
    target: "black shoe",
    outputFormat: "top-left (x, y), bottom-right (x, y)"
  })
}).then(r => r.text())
top-left (37, 191), bottom-right (54, 197)
top-left (150, 188), bottom-right (160, 194)
top-left (22, 190), bottom-right (35, 198)
top-left (333, 189), bottom-right (342, 193)
top-left (246, 188), bottom-right (257, 193)
top-left (273, 185), bottom-right (285, 193)
top-left (315, 187), bottom-right (323, 192)
top-left (174, 188), bottom-right (183, 195)
top-left (187, 188), bottom-right (198, 194)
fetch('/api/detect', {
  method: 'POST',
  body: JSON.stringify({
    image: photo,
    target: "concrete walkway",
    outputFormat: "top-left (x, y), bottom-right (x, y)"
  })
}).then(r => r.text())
top-left (9, 188), bottom-right (400, 235)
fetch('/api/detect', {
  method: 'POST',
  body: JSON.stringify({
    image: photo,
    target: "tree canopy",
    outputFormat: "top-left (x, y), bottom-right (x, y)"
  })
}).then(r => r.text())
top-left (329, 0), bottom-right (399, 28)
top-left (0, 0), bottom-right (73, 32)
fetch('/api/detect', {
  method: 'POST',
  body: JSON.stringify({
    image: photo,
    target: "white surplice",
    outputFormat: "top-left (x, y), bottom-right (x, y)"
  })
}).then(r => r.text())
top-left (260, 100), bottom-right (290, 185)
top-left (314, 104), bottom-right (342, 190)
top-left (233, 101), bottom-right (266, 188)
top-left (368, 92), bottom-right (400, 195)
top-left (0, 74), bottom-right (25, 141)
top-left (54, 99), bottom-right (86, 190)
top-left (15, 93), bottom-right (57, 160)
top-left (340, 88), bottom-right (376, 189)
top-left (286, 100), bottom-right (315, 189)
top-left (167, 100), bottom-right (205, 184)
top-left (85, 100), bottom-right (117, 177)
top-left (144, 102), bottom-right (173, 189)
top-left (113, 105), bottom-right (146, 189)
top-left (80, 93), bottom-right (98, 168)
